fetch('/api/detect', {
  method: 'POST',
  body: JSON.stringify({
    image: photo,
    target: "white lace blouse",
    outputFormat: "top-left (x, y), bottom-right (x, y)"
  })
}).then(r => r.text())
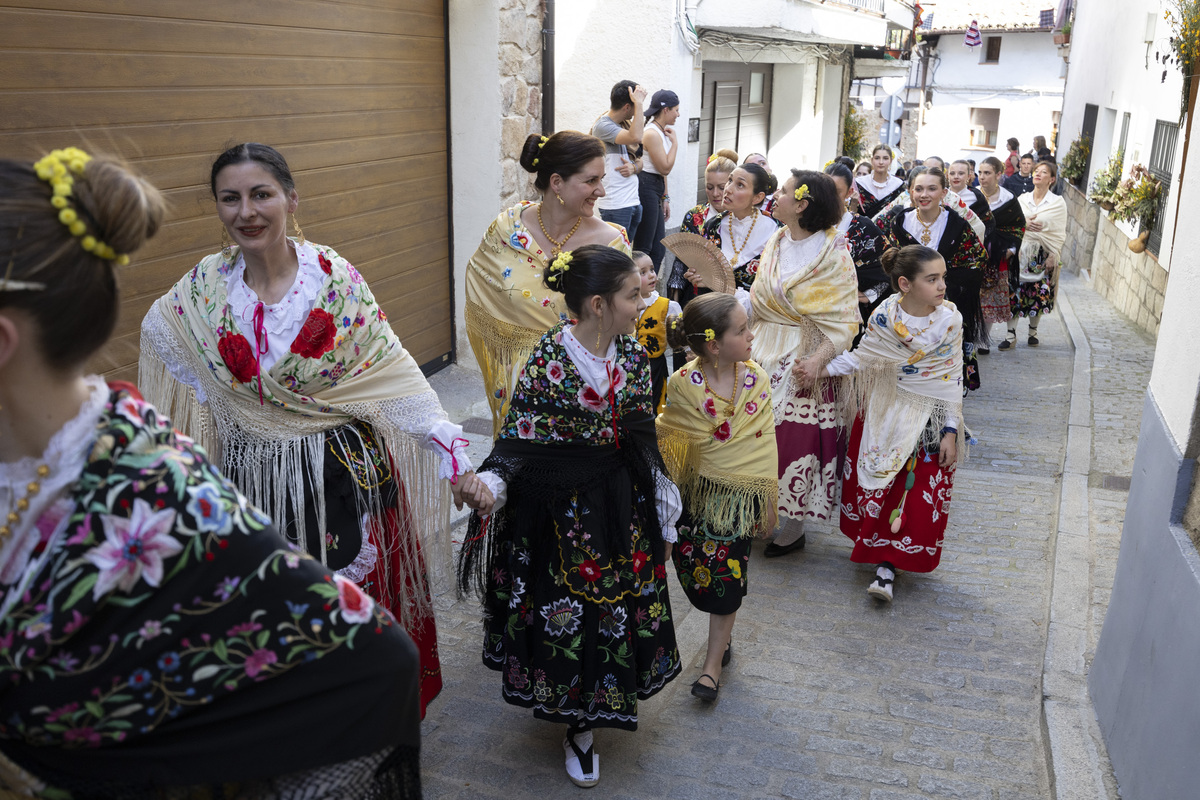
top-left (719, 210), bottom-right (777, 268)
top-left (476, 325), bottom-right (682, 541)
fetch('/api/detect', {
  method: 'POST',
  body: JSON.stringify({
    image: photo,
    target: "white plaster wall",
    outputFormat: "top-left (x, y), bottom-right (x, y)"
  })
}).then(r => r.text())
top-left (449, 0), bottom-right (502, 365)
top-left (1059, 0), bottom-right (1186, 267)
top-left (768, 62), bottom-right (812, 174)
top-left (820, 62), bottom-right (845, 159)
top-left (1148, 131), bottom-right (1200, 454)
top-left (912, 31), bottom-right (1064, 163)
top-left (555, 0), bottom-right (700, 230)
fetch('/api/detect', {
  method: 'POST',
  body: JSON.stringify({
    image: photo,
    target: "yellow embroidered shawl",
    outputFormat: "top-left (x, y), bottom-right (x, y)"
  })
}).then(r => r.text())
top-left (749, 228), bottom-right (861, 417)
top-left (464, 202), bottom-right (632, 435)
top-left (656, 359), bottom-right (778, 540)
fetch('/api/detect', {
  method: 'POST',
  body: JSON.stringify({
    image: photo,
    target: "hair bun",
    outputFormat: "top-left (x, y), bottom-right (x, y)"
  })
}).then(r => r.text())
top-left (75, 156), bottom-right (166, 256)
top-left (880, 246), bottom-right (901, 276)
top-left (519, 134), bottom-right (544, 174)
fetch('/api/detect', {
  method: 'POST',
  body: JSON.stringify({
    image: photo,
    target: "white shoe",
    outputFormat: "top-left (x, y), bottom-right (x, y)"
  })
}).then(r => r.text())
top-left (867, 578), bottom-right (894, 602)
top-left (564, 729), bottom-right (599, 788)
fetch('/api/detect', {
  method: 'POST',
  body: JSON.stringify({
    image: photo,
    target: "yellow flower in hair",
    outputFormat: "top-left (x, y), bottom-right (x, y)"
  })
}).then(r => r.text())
top-left (707, 153), bottom-right (718, 164)
top-left (58, 208), bottom-right (78, 225)
top-left (81, 236), bottom-right (97, 252)
top-left (551, 251), bottom-right (573, 272)
top-left (823, 158), bottom-right (835, 169)
top-left (794, 184), bottom-right (811, 202)
top-left (704, 328), bottom-right (715, 342)
top-left (50, 195), bottom-right (68, 209)
top-left (68, 220), bottom-right (86, 237)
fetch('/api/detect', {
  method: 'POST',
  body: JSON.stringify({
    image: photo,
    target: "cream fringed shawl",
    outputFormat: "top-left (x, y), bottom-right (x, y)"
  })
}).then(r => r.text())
top-left (465, 202), bottom-right (632, 435)
top-left (656, 359), bottom-right (778, 540)
top-left (749, 227), bottom-right (861, 420)
top-left (138, 244), bottom-right (450, 629)
top-left (844, 295), bottom-right (968, 491)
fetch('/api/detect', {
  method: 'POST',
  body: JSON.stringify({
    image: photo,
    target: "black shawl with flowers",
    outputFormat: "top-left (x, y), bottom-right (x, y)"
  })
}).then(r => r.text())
top-left (457, 323), bottom-right (669, 607)
top-left (0, 389), bottom-right (420, 797)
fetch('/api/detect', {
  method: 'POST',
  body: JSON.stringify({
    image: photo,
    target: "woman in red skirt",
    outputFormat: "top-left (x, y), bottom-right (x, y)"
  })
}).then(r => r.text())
top-left (798, 244), bottom-right (967, 601)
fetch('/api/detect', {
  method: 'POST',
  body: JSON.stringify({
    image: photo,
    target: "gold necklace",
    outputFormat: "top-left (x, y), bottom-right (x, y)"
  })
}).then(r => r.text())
top-left (537, 203), bottom-right (582, 258)
top-left (915, 210), bottom-right (938, 245)
top-left (1, 464), bottom-right (51, 542)
top-left (727, 209), bottom-right (759, 265)
top-left (699, 361), bottom-right (739, 418)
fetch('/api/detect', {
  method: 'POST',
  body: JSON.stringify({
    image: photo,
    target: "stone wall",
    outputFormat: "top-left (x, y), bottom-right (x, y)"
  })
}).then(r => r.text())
top-left (498, 0), bottom-right (544, 209)
top-left (1061, 184), bottom-right (1166, 338)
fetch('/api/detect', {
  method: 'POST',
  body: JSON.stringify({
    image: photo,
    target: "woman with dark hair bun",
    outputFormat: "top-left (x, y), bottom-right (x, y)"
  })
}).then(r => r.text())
top-left (456, 243), bottom-right (681, 788)
top-left (797, 244), bottom-right (968, 603)
top-left (141, 142), bottom-right (474, 720)
top-left (466, 130), bottom-right (634, 434)
top-left (825, 162), bottom-right (890, 328)
top-left (5, 148), bottom-right (424, 797)
top-left (685, 162), bottom-right (781, 292)
top-left (876, 168), bottom-right (989, 392)
top-left (747, 170), bottom-right (859, 556)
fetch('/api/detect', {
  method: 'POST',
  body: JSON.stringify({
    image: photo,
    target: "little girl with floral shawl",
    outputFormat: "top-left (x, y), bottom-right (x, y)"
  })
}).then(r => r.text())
top-left (823, 245), bottom-right (968, 602)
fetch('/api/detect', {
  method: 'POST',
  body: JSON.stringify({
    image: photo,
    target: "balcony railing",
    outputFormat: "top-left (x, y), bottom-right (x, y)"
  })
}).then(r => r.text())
top-left (825, 0), bottom-right (886, 13)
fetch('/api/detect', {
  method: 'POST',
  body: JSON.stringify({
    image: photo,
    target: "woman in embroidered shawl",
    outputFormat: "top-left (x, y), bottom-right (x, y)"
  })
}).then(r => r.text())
top-left (825, 162), bottom-right (890, 327)
top-left (456, 245), bottom-right (682, 788)
top-left (0, 150), bottom-right (422, 798)
top-left (799, 245), bottom-right (967, 603)
top-left (1000, 160), bottom-right (1066, 350)
top-left (140, 143), bottom-right (470, 718)
top-left (667, 150), bottom-right (737, 309)
top-left (878, 168), bottom-right (989, 392)
top-left (856, 144), bottom-right (906, 219)
top-left (683, 163), bottom-right (781, 293)
top-left (976, 157), bottom-right (1026, 346)
top-left (465, 131), bottom-right (634, 435)
top-left (658, 294), bottom-right (777, 701)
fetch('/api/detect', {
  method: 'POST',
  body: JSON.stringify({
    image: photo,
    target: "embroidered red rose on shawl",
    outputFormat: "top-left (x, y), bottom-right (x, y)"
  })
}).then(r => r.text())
top-left (291, 308), bottom-right (338, 359)
top-left (702, 398), bottom-right (718, 418)
top-left (713, 420), bottom-right (732, 442)
top-left (318, 252), bottom-right (333, 275)
top-left (578, 385), bottom-right (606, 413)
top-left (579, 559), bottom-right (601, 582)
top-left (218, 333), bottom-right (258, 384)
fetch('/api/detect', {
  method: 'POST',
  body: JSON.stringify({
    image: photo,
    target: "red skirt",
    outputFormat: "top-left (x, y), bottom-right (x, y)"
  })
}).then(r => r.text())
top-left (839, 416), bottom-right (956, 573)
top-left (363, 502), bottom-right (443, 719)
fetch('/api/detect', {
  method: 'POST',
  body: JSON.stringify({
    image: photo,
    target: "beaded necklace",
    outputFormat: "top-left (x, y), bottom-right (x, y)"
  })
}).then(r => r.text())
top-left (1, 465), bottom-right (51, 542)
top-left (537, 203), bottom-right (582, 258)
top-left (727, 209), bottom-right (759, 265)
top-left (699, 361), bottom-right (739, 418)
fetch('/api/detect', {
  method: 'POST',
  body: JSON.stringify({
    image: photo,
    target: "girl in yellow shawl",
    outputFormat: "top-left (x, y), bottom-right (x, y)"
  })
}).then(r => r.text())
top-left (747, 171), bottom-right (860, 556)
top-left (798, 245), bottom-right (968, 603)
top-left (658, 294), bottom-right (778, 702)
top-left (465, 131), bottom-right (633, 435)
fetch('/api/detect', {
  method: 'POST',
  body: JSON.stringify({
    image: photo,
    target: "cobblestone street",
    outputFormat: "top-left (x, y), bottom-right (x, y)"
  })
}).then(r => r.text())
top-left (420, 272), bottom-right (1153, 799)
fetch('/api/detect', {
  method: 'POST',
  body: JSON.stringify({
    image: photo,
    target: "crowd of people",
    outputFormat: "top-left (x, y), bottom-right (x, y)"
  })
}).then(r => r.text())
top-left (0, 83), bottom-right (1068, 795)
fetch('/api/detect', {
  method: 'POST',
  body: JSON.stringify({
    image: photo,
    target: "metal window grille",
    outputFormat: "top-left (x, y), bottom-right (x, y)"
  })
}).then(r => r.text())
top-left (1147, 119), bottom-right (1178, 256)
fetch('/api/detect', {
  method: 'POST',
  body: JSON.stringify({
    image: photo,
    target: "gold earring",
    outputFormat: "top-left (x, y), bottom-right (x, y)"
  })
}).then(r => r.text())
top-left (596, 313), bottom-right (604, 351)
top-left (291, 213), bottom-right (305, 246)
top-left (715, 354), bottom-right (720, 373)
top-left (220, 227), bottom-right (233, 262)
top-left (557, 192), bottom-right (566, 206)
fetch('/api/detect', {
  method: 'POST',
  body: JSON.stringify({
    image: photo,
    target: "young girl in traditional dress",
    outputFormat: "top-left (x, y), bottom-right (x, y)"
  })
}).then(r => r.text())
top-left (856, 144), bottom-right (906, 220)
top-left (799, 245), bottom-right (966, 602)
top-left (456, 245), bottom-right (681, 788)
top-left (658, 294), bottom-right (778, 700)
top-left (634, 250), bottom-right (681, 412)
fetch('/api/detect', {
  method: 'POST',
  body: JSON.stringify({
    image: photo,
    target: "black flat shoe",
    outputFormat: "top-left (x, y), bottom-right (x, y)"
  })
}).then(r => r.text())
top-left (722, 641), bottom-right (732, 667)
top-left (1028, 335), bottom-right (1040, 347)
top-left (764, 534), bottom-right (806, 558)
top-left (691, 673), bottom-right (719, 701)
top-left (977, 346), bottom-right (990, 355)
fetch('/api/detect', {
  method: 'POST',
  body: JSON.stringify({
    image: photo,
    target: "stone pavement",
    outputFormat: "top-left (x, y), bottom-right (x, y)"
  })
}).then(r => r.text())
top-left (418, 273), bottom-right (1150, 799)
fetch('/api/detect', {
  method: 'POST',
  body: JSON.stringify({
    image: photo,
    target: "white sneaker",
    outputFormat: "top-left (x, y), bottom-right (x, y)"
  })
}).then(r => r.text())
top-left (564, 729), bottom-right (599, 788)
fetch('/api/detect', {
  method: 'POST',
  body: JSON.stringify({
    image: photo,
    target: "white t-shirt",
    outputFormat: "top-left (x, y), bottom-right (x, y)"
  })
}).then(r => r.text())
top-left (591, 114), bottom-right (640, 210)
top-left (642, 122), bottom-right (673, 176)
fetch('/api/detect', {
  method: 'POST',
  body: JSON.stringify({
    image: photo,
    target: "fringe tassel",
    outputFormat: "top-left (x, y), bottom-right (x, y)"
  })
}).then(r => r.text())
top-left (465, 300), bottom-right (547, 437)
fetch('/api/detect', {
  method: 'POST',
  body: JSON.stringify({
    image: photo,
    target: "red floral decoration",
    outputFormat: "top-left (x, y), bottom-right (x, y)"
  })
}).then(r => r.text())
top-left (291, 309), bottom-right (338, 359)
top-left (318, 252), bottom-right (333, 275)
top-left (218, 332), bottom-right (258, 384)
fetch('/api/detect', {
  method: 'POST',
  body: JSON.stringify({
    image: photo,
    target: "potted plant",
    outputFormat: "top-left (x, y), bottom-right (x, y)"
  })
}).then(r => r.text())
top-left (1060, 134), bottom-right (1091, 185)
top-left (1109, 164), bottom-right (1162, 248)
top-left (1165, 1), bottom-right (1200, 120)
top-left (1089, 150), bottom-right (1124, 211)
top-left (1054, 19), bottom-right (1072, 45)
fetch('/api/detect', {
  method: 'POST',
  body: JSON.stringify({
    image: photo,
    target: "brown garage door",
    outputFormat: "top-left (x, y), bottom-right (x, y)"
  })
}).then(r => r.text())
top-left (0, 0), bottom-right (452, 383)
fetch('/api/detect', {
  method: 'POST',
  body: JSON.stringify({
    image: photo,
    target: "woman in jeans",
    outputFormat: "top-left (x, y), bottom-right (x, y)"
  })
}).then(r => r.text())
top-left (634, 89), bottom-right (680, 268)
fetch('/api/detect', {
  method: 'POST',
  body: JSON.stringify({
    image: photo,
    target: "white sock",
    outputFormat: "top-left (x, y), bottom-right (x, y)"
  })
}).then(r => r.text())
top-left (567, 729), bottom-right (593, 753)
top-left (876, 566), bottom-right (895, 582)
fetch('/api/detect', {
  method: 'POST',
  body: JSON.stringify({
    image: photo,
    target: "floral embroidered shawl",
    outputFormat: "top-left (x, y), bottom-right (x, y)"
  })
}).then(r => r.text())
top-left (464, 202), bottom-right (632, 435)
top-left (0, 390), bottom-right (419, 795)
top-left (749, 228), bottom-right (861, 418)
top-left (139, 242), bottom-right (449, 630)
top-left (844, 295), bottom-right (968, 490)
top-left (656, 360), bottom-right (778, 540)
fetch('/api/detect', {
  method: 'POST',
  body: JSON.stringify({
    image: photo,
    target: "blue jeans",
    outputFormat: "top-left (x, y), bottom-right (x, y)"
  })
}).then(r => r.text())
top-left (598, 204), bottom-right (642, 244)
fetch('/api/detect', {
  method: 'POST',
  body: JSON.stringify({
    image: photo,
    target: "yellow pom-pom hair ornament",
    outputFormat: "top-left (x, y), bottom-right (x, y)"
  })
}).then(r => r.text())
top-left (704, 328), bottom-right (716, 342)
top-left (794, 184), bottom-right (811, 202)
top-left (538, 135), bottom-right (549, 148)
top-left (32, 147), bottom-right (131, 267)
top-left (707, 153), bottom-right (718, 164)
top-left (545, 250), bottom-right (572, 287)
